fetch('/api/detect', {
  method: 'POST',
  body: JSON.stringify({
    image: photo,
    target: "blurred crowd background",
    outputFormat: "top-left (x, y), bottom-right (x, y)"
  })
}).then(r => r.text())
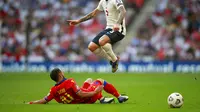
top-left (0, 0), bottom-right (144, 62)
top-left (0, 0), bottom-right (200, 63)
top-left (121, 0), bottom-right (200, 61)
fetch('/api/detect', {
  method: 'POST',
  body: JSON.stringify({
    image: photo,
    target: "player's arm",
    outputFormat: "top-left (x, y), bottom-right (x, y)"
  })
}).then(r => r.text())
top-left (79, 9), bottom-right (100, 23)
top-left (67, 9), bottom-right (100, 26)
top-left (70, 79), bottom-right (103, 98)
top-left (116, 5), bottom-right (126, 25)
top-left (113, 0), bottom-right (127, 31)
top-left (28, 99), bottom-right (48, 104)
top-left (28, 89), bottom-right (54, 104)
top-left (76, 85), bottom-right (103, 98)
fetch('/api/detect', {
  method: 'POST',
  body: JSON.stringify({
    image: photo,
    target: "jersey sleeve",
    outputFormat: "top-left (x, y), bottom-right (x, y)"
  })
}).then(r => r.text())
top-left (44, 88), bottom-right (54, 102)
top-left (69, 79), bottom-right (80, 94)
top-left (96, 0), bottom-right (103, 11)
top-left (113, 0), bottom-right (124, 10)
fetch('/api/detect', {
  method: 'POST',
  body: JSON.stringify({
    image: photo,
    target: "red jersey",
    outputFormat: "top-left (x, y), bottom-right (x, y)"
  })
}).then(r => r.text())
top-left (44, 78), bottom-right (85, 104)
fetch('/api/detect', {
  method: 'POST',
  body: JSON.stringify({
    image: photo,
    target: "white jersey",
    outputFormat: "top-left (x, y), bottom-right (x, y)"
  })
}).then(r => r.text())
top-left (97, 0), bottom-right (126, 35)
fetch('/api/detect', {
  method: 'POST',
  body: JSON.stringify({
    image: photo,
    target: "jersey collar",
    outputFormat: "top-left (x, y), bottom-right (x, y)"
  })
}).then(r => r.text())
top-left (55, 78), bottom-right (67, 86)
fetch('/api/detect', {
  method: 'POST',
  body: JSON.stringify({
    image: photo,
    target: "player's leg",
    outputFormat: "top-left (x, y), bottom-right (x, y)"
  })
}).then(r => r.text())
top-left (99, 33), bottom-right (123, 73)
top-left (88, 29), bottom-right (113, 61)
top-left (99, 31), bottom-right (125, 72)
top-left (88, 42), bottom-right (112, 61)
top-left (99, 36), bottom-right (118, 62)
top-left (82, 78), bottom-right (93, 89)
top-left (80, 78), bottom-right (105, 104)
top-left (85, 79), bottom-right (114, 104)
top-left (96, 78), bottom-right (128, 103)
top-left (86, 91), bottom-right (114, 104)
top-left (99, 36), bottom-right (118, 73)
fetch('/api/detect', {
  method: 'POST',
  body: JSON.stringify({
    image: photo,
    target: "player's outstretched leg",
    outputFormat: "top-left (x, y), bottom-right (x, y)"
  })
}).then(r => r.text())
top-left (88, 42), bottom-right (112, 61)
top-left (97, 78), bottom-right (128, 103)
top-left (99, 35), bottom-right (119, 73)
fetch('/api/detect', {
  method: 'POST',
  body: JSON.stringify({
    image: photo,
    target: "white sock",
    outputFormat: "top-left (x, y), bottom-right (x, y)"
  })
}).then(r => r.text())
top-left (102, 43), bottom-right (117, 62)
top-left (93, 47), bottom-right (112, 61)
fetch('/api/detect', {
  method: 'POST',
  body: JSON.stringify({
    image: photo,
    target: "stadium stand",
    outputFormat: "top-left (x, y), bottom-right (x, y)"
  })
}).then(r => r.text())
top-left (121, 0), bottom-right (200, 62)
top-left (0, 0), bottom-right (144, 62)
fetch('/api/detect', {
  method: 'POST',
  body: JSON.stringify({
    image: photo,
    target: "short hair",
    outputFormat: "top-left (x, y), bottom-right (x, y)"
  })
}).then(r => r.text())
top-left (50, 68), bottom-right (61, 82)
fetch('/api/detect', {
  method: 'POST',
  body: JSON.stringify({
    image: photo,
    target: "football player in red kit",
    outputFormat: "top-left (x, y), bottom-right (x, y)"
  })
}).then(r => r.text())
top-left (28, 68), bottom-right (128, 104)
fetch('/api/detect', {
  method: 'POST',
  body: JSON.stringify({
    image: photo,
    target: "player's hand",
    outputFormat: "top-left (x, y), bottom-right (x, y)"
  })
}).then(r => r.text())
top-left (94, 85), bottom-right (104, 94)
top-left (67, 20), bottom-right (80, 26)
top-left (113, 24), bottom-right (120, 32)
top-left (26, 102), bottom-right (33, 104)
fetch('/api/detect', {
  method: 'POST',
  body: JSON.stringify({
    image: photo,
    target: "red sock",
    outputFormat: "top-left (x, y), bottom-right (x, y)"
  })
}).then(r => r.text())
top-left (104, 83), bottom-right (120, 98)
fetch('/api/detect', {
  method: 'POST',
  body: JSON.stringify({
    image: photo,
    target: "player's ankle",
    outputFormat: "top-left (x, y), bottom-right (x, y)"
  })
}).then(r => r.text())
top-left (99, 97), bottom-right (105, 101)
top-left (117, 95), bottom-right (121, 98)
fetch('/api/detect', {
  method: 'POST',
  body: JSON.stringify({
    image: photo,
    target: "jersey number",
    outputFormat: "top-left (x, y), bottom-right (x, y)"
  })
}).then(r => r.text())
top-left (60, 93), bottom-right (74, 104)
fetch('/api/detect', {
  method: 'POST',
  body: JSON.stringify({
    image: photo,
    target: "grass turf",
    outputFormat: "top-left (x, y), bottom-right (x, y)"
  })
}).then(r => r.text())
top-left (0, 72), bottom-right (200, 112)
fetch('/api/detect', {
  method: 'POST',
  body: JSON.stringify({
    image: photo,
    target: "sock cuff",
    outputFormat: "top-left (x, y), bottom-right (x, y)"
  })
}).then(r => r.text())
top-left (103, 80), bottom-right (108, 86)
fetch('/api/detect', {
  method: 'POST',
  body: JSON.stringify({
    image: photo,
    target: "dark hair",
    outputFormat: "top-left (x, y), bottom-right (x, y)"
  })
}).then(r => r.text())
top-left (50, 68), bottom-right (61, 82)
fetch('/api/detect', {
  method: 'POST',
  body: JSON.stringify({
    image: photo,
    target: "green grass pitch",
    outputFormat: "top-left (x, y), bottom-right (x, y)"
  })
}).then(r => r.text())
top-left (0, 72), bottom-right (200, 112)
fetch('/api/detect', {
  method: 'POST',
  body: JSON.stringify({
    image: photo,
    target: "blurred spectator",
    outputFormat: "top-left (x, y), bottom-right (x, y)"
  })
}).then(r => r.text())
top-left (0, 0), bottom-right (144, 62)
top-left (122, 0), bottom-right (200, 61)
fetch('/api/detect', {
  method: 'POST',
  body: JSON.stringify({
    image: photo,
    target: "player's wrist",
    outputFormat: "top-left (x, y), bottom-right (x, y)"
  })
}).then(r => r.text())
top-left (29, 101), bottom-right (33, 104)
top-left (93, 90), bottom-right (99, 94)
top-left (77, 19), bottom-right (81, 23)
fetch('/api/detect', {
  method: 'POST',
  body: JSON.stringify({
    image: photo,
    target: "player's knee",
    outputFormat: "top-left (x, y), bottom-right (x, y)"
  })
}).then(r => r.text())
top-left (88, 44), bottom-right (95, 52)
top-left (99, 39), bottom-right (107, 46)
top-left (88, 43), bottom-right (98, 52)
top-left (85, 78), bottom-right (93, 83)
top-left (97, 78), bottom-right (104, 84)
top-left (99, 36), bottom-right (110, 46)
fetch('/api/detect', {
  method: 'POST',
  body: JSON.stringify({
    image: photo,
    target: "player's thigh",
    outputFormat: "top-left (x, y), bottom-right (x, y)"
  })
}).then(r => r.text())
top-left (88, 42), bottom-right (99, 52)
top-left (106, 31), bottom-right (125, 45)
top-left (91, 29), bottom-right (112, 46)
top-left (86, 79), bottom-right (104, 91)
top-left (82, 82), bottom-right (91, 89)
top-left (81, 78), bottom-right (93, 89)
top-left (99, 35), bottom-right (111, 46)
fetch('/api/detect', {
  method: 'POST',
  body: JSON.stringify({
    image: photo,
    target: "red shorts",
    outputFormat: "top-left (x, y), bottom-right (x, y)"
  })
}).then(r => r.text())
top-left (81, 80), bottom-right (103, 103)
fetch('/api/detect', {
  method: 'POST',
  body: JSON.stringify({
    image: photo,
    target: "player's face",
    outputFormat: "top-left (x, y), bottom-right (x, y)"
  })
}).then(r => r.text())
top-left (58, 72), bottom-right (65, 80)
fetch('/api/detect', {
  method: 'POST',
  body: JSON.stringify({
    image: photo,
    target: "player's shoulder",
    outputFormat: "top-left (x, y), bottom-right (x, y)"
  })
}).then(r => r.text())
top-left (67, 78), bottom-right (75, 81)
top-left (66, 78), bottom-right (76, 84)
top-left (49, 86), bottom-right (56, 93)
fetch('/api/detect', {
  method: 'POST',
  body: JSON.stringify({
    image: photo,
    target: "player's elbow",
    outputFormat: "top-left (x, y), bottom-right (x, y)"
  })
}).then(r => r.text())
top-left (92, 9), bottom-right (99, 17)
top-left (124, 10), bottom-right (126, 16)
top-left (119, 7), bottom-right (126, 17)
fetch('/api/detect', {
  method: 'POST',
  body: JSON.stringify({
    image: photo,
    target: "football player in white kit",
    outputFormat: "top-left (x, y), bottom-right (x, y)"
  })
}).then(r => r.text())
top-left (68, 0), bottom-right (126, 73)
